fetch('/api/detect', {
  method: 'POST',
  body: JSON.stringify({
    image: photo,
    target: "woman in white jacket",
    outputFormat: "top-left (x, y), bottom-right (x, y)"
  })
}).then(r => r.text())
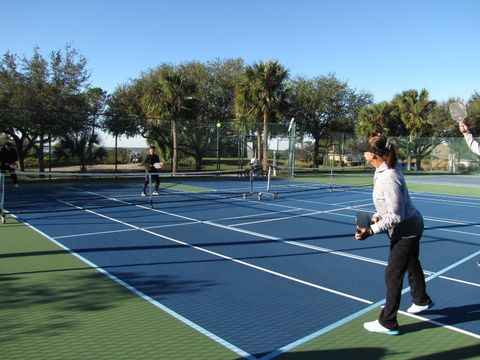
top-left (459, 122), bottom-right (480, 267)
top-left (356, 134), bottom-right (434, 335)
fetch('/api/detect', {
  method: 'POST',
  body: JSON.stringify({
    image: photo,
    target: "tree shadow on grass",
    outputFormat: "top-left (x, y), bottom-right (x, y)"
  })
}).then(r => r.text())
top-left (0, 269), bottom-right (218, 343)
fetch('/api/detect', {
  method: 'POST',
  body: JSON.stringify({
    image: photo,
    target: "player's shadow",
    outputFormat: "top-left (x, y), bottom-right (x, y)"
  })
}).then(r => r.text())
top-left (402, 303), bottom-right (480, 330)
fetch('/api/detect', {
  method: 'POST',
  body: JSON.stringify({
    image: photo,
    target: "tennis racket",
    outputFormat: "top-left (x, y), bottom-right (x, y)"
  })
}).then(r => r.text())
top-left (153, 162), bottom-right (164, 169)
top-left (449, 101), bottom-right (467, 123)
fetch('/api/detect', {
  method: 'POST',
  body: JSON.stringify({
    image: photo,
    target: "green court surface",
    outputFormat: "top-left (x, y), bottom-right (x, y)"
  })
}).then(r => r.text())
top-left (277, 313), bottom-right (480, 360)
top-left (0, 219), bottom-right (238, 360)
top-left (1, 218), bottom-right (479, 359)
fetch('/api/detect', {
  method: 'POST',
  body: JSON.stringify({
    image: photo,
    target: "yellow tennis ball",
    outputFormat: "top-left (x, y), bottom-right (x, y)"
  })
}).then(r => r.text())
top-left (216, 122), bottom-right (222, 128)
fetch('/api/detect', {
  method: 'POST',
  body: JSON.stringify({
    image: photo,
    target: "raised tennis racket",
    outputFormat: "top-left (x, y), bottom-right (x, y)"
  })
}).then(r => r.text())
top-left (449, 101), bottom-right (467, 123)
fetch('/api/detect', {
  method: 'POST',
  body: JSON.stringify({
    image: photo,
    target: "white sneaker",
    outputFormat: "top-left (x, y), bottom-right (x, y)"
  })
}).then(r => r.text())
top-left (141, 192), bottom-right (146, 197)
top-left (363, 320), bottom-right (399, 335)
top-left (407, 302), bottom-right (434, 314)
top-left (152, 191), bottom-right (160, 195)
top-left (14, 183), bottom-right (20, 189)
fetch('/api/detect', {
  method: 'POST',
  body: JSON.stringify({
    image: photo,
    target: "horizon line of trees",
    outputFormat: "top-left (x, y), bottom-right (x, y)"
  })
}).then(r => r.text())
top-left (1, 45), bottom-right (479, 172)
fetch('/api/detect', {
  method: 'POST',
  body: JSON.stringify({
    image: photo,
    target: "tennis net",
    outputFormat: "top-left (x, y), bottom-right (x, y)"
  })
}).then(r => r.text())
top-left (0, 169), bottom-right (256, 219)
top-left (268, 166), bottom-right (374, 194)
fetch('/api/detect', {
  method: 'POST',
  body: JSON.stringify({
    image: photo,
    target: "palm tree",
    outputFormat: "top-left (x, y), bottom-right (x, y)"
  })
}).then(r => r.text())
top-left (356, 101), bottom-right (406, 137)
top-left (142, 66), bottom-right (197, 173)
top-left (394, 89), bottom-right (435, 137)
top-left (235, 61), bottom-right (289, 171)
top-left (53, 131), bottom-right (106, 171)
top-left (393, 89), bottom-right (436, 170)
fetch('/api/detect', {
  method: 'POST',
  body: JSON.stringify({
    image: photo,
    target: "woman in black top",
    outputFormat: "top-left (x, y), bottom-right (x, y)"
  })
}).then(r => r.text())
top-left (0, 142), bottom-right (20, 188)
top-left (141, 146), bottom-right (162, 196)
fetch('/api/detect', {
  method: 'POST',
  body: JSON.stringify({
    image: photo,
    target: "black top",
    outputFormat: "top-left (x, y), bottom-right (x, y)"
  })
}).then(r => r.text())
top-left (144, 153), bottom-right (160, 172)
top-left (0, 146), bottom-right (18, 166)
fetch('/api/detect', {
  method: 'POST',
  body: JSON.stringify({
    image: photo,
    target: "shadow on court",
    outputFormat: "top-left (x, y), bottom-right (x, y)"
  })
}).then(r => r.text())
top-left (409, 344), bottom-right (480, 360)
top-left (247, 347), bottom-right (391, 360)
top-left (423, 303), bottom-right (480, 327)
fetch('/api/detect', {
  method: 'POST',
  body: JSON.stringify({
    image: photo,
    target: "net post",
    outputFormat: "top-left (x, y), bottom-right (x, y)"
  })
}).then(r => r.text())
top-left (242, 168), bottom-right (254, 198)
top-left (329, 168), bottom-right (334, 192)
top-left (272, 151), bottom-right (277, 177)
top-left (287, 121), bottom-right (294, 178)
top-left (267, 165), bottom-right (271, 192)
top-left (149, 173), bottom-right (153, 208)
top-left (250, 169), bottom-right (254, 194)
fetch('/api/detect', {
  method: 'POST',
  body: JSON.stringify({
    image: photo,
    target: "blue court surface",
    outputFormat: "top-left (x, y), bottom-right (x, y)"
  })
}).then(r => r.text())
top-left (3, 176), bottom-right (480, 359)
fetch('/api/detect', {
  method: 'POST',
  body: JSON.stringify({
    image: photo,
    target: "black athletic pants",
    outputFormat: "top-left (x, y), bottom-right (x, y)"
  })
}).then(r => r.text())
top-left (379, 213), bottom-right (433, 330)
top-left (143, 173), bottom-right (160, 193)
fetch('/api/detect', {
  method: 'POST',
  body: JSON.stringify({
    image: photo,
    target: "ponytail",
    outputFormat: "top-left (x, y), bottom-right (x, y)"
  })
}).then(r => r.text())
top-left (368, 135), bottom-right (397, 169)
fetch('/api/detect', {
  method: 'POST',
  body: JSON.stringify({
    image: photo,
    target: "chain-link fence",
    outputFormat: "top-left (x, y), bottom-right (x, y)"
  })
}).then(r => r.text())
top-left (2, 105), bottom-right (478, 174)
top-left (293, 132), bottom-right (479, 174)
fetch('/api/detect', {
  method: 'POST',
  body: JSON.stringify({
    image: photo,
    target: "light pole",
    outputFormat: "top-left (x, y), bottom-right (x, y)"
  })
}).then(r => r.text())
top-left (216, 122), bottom-right (221, 171)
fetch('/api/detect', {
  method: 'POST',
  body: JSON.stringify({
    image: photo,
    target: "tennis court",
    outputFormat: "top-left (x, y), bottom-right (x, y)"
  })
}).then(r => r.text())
top-left (1, 170), bottom-right (479, 359)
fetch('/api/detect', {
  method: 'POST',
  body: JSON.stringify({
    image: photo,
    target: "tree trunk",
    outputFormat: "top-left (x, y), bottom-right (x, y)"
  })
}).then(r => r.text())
top-left (12, 137), bottom-right (26, 171)
top-left (195, 154), bottom-right (202, 171)
top-left (407, 135), bottom-right (413, 171)
top-left (48, 136), bottom-right (52, 173)
top-left (416, 156), bottom-right (421, 171)
top-left (313, 138), bottom-right (320, 167)
top-left (172, 120), bottom-right (178, 173)
top-left (263, 112), bottom-right (269, 172)
top-left (114, 134), bottom-right (118, 172)
top-left (256, 126), bottom-right (262, 161)
top-left (38, 134), bottom-right (45, 172)
top-left (14, 138), bottom-right (26, 171)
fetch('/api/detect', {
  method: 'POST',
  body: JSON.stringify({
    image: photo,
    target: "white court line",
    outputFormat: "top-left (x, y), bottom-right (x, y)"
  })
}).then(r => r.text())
top-left (410, 191), bottom-right (480, 201)
top-left (397, 309), bottom-right (480, 339)
top-left (71, 190), bottom-right (480, 288)
top-left (284, 198), bottom-right (338, 206)
top-left (261, 248), bottom-right (480, 359)
top-left (438, 276), bottom-right (480, 288)
top-left (413, 196), bottom-right (480, 208)
top-left (54, 227), bottom-right (137, 239)
top-left (213, 208), bottom-right (307, 222)
top-left (52, 215), bottom-right (478, 289)
top-left (68, 189), bottom-right (480, 289)
top-left (334, 198), bottom-right (374, 205)
top-left (231, 204), bottom-right (372, 227)
top-left (26, 187), bottom-right (479, 357)
top-left (53, 221), bottom-right (198, 239)
top-left (9, 212), bottom-right (254, 360)
top-left (58, 199), bottom-right (373, 306)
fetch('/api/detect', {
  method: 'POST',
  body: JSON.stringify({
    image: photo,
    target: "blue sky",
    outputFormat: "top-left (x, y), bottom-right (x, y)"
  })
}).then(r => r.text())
top-left (1, 0), bottom-right (479, 147)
